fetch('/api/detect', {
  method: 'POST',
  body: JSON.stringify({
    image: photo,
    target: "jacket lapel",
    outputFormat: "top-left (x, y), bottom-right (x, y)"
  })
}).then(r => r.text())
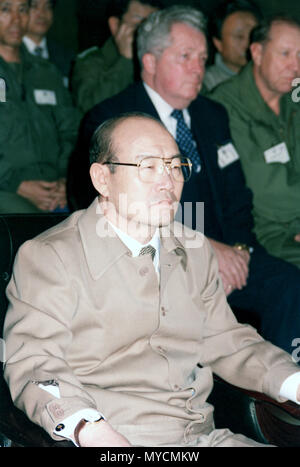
top-left (134, 81), bottom-right (161, 119)
top-left (77, 198), bottom-right (130, 280)
top-left (188, 99), bottom-right (225, 231)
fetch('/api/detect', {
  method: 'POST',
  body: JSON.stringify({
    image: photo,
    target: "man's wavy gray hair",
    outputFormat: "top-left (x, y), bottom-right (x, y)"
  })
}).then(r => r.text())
top-left (137, 5), bottom-right (207, 66)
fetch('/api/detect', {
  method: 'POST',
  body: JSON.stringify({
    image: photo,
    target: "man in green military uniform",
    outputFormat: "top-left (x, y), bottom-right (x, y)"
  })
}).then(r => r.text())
top-left (71, 0), bottom-right (161, 116)
top-left (211, 15), bottom-right (300, 268)
top-left (0, 0), bottom-right (80, 214)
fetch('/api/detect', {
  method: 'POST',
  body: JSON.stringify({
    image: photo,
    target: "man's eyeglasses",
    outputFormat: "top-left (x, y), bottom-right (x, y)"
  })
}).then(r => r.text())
top-left (104, 155), bottom-right (192, 183)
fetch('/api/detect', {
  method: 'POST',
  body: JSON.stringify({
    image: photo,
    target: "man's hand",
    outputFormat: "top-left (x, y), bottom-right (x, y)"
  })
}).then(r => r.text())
top-left (294, 234), bottom-right (300, 243)
top-left (17, 180), bottom-right (59, 211)
top-left (17, 179), bottom-right (68, 211)
top-left (54, 178), bottom-right (67, 209)
top-left (113, 22), bottom-right (136, 59)
top-left (77, 420), bottom-right (132, 447)
top-left (209, 239), bottom-right (250, 296)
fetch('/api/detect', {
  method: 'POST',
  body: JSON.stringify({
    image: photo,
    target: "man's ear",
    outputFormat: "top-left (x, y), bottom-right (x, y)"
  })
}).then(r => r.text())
top-left (250, 42), bottom-right (263, 66)
top-left (108, 16), bottom-right (120, 37)
top-left (212, 36), bottom-right (223, 54)
top-left (142, 53), bottom-right (157, 75)
top-left (90, 163), bottom-right (110, 198)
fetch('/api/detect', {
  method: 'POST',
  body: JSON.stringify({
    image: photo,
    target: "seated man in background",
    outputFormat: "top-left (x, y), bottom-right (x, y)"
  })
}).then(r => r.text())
top-left (203, 0), bottom-right (261, 92)
top-left (23, 0), bottom-right (75, 87)
top-left (69, 6), bottom-right (300, 356)
top-left (71, 0), bottom-right (162, 115)
top-left (4, 112), bottom-right (300, 447)
top-left (211, 15), bottom-right (300, 268)
top-left (0, 0), bottom-right (80, 214)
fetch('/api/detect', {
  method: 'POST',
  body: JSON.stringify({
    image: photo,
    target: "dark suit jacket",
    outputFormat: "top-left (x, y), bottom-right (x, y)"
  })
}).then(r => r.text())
top-left (68, 81), bottom-right (256, 247)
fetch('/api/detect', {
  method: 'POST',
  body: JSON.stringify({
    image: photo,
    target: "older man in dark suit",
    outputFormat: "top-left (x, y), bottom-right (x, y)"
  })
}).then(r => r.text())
top-left (68, 5), bottom-right (300, 356)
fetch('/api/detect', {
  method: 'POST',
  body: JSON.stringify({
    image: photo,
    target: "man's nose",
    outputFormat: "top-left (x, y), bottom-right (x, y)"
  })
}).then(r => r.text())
top-left (158, 166), bottom-right (175, 190)
top-left (36, 7), bottom-right (46, 18)
top-left (191, 57), bottom-right (205, 75)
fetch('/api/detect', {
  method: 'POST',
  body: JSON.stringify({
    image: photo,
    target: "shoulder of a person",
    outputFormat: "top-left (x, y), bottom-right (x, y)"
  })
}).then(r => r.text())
top-left (191, 92), bottom-right (229, 121)
top-left (209, 65), bottom-right (249, 105)
top-left (21, 211), bottom-right (83, 255)
top-left (76, 45), bottom-right (101, 62)
top-left (24, 49), bottom-right (62, 76)
top-left (87, 81), bottom-right (139, 120)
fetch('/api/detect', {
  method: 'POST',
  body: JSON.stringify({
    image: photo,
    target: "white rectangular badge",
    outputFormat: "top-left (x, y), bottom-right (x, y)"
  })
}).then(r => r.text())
top-left (218, 143), bottom-right (240, 169)
top-left (264, 142), bottom-right (290, 164)
top-left (34, 89), bottom-right (57, 105)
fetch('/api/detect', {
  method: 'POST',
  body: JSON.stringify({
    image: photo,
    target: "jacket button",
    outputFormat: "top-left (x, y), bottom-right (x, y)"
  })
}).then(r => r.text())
top-left (49, 403), bottom-right (64, 418)
top-left (139, 267), bottom-right (149, 276)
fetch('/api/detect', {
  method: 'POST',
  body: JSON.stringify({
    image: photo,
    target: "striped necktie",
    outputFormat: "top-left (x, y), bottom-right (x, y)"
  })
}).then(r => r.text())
top-left (34, 46), bottom-right (43, 57)
top-left (171, 109), bottom-right (201, 173)
top-left (139, 245), bottom-right (156, 261)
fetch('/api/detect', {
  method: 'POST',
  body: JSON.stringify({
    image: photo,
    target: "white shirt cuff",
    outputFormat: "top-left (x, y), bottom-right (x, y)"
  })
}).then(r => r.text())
top-left (279, 372), bottom-right (300, 404)
top-left (53, 408), bottom-right (105, 446)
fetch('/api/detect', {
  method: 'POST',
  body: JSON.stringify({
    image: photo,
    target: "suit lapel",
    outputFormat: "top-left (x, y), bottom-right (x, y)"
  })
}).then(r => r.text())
top-left (188, 99), bottom-right (224, 229)
top-left (134, 82), bottom-right (161, 119)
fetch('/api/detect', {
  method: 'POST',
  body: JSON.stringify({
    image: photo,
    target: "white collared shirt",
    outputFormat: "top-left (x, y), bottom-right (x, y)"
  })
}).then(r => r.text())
top-left (143, 82), bottom-right (191, 137)
top-left (108, 220), bottom-right (161, 276)
top-left (23, 36), bottom-right (49, 59)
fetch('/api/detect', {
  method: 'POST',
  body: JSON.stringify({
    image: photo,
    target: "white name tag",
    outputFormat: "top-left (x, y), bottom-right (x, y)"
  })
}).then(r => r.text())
top-left (218, 143), bottom-right (240, 169)
top-left (34, 89), bottom-right (57, 105)
top-left (0, 78), bottom-right (6, 102)
top-left (264, 142), bottom-right (290, 164)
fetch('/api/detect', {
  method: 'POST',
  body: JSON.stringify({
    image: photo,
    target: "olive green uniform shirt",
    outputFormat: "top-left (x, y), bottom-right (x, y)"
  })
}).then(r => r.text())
top-left (0, 46), bottom-right (80, 213)
top-left (71, 37), bottom-right (134, 115)
top-left (210, 63), bottom-right (300, 267)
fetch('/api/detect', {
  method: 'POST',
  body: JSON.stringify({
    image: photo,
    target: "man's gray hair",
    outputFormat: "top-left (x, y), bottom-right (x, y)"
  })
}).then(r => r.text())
top-left (137, 5), bottom-right (207, 65)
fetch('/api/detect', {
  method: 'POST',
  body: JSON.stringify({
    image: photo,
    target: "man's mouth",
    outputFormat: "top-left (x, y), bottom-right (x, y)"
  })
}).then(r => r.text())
top-left (149, 194), bottom-right (177, 207)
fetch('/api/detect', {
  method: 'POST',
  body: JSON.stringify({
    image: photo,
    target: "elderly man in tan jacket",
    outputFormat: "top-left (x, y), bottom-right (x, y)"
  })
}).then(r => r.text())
top-left (3, 113), bottom-right (300, 447)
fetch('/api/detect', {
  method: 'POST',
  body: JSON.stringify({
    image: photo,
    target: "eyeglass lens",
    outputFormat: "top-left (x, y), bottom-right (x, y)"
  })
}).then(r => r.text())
top-left (139, 157), bottom-right (191, 182)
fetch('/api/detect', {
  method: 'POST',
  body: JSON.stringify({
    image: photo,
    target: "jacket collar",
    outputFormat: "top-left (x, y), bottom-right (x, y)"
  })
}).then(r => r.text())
top-left (78, 198), bottom-right (130, 280)
top-left (77, 198), bottom-right (188, 280)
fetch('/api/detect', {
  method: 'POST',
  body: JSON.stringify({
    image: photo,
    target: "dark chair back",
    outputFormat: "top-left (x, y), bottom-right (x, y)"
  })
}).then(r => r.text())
top-left (0, 213), bottom-right (68, 336)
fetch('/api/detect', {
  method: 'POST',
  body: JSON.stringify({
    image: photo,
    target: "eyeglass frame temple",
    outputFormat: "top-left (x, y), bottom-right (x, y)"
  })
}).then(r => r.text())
top-left (103, 159), bottom-right (193, 169)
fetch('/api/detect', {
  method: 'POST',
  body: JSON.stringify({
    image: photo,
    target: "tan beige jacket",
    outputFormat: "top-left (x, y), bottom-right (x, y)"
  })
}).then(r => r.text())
top-left (3, 198), bottom-right (298, 445)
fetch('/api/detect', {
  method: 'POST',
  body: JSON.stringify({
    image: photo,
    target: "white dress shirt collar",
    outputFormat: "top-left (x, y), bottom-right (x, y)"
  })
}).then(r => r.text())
top-left (107, 220), bottom-right (160, 274)
top-left (23, 36), bottom-right (49, 59)
top-left (143, 82), bottom-right (191, 137)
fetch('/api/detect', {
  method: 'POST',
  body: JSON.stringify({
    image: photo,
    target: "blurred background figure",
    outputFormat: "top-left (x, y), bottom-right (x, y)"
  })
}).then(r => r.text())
top-left (0, 0), bottom-right (80, 214)
top-left (23, 0), bottom-right (75, 87)
top-left (203, 0), bottom-right (262, 91)
top-left (71, 0), bottom-right (162, 115)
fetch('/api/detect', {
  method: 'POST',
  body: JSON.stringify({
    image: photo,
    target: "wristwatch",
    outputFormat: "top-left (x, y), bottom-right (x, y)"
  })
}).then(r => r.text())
top-left (74, 417), bottom-right (105, 446)
top-left (234, 243), bottom-right (252, 254)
